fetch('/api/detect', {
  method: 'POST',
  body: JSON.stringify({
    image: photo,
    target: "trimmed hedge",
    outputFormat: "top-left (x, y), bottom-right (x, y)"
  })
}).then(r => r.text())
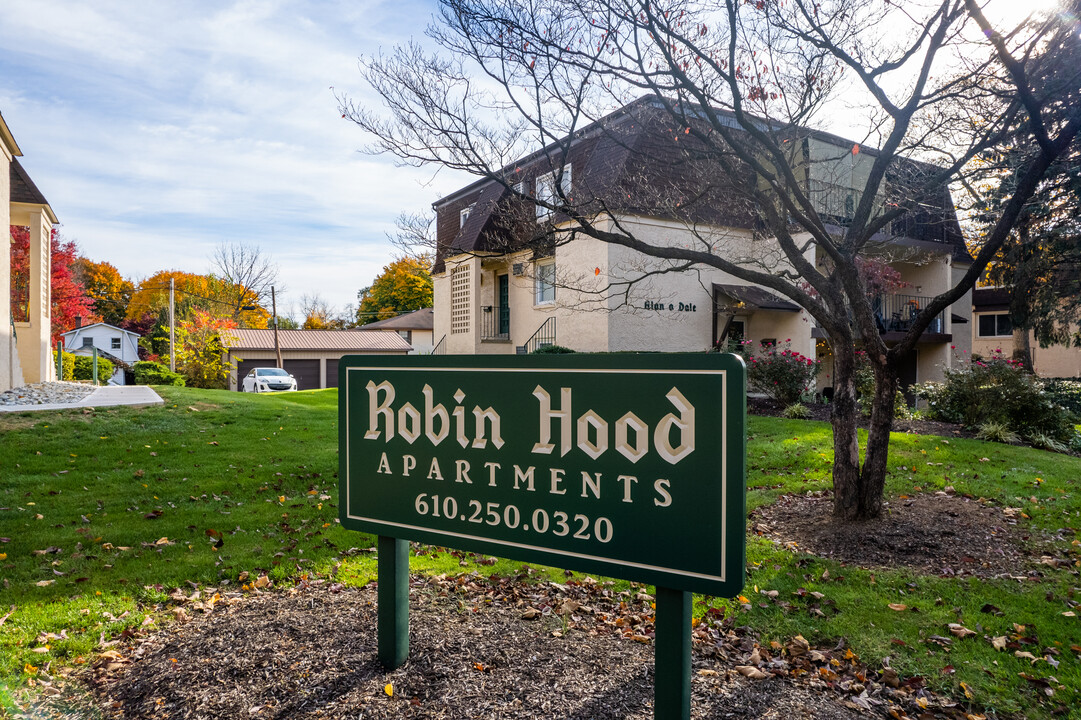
top-left (134, 361), bottom-right (185, 386)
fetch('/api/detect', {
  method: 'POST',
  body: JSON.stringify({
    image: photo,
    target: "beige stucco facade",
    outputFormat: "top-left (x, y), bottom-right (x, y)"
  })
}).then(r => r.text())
top-left (11, 203), bottom-right (54, 384)
top-left (0, 123), bottom-right (17, 392)
top-left (972, 315), bottom-right (1081, 378)
top-left (434, 215), bottom-right (820, 363)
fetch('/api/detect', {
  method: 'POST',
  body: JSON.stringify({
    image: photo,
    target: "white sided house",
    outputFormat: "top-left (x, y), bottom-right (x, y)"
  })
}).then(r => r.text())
top-left (2, 111), bottom-right (58, 391)
top-left (61, 323), bottom-right (141, 385)
top-left (431, 97), bottom-right (973, 396)
top-left (362, 308), bottom-right (435, 354)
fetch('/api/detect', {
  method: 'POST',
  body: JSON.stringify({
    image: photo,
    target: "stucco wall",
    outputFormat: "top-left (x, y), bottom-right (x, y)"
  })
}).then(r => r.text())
top-left (972, 317), bottom-right (1081, 378)
top-left (0, 141), bottom-right (15, 392)
top-left (605, 217), bottom-right (815, 357)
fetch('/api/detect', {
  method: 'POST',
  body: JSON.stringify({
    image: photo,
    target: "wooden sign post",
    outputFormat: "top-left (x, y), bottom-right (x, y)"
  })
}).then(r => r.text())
top-left (340, 354), bottom-right (746, 719)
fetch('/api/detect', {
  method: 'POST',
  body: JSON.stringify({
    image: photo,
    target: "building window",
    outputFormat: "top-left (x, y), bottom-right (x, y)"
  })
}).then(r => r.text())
top-left (82, 337), bottom-right (94, 347)
top-left (978, 313), bottom-right (1012, 337)
top-left (460, 204), bottom-right (474, 228)
top-left (451, 264), bottom-right (471, 334)
top-left (535, 261), bottom-right (556, 305)
top-left (111, 337), bottom-right (122, 350)
top-left (535, 164), bottom-right (571, 219)
top-left (396, 330), bottom-right (413, 343)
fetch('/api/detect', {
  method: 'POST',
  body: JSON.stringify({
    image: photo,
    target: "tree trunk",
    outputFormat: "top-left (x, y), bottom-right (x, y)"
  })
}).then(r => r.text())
top-left (1012, 326), bottom-right (1033, 372)
top-left (830, 344), bottom-right (898, 520)
top-left (829, 344), bottom-right (865, 520)
top-left (859, 361), bottom-right (900, 519)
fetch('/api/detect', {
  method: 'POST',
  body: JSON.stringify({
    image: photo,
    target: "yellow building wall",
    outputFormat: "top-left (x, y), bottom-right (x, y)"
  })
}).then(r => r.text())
top-left (972, 314), bottom-right (1081, 378)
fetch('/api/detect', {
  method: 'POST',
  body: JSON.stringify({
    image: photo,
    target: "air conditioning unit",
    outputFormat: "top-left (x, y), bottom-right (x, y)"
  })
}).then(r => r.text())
top-left (512, 263), bottom-right (526, 276)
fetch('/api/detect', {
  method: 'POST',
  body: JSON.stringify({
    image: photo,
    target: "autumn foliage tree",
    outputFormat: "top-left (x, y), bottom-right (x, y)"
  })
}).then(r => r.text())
top-left (127, 270), bottom-right (270, 329)
top-left (74, 257), bottom-right (134, 327)
top-left (357, 255), bottom-right (434, 324)
top-left (174, 310), bottom-right (238, 389)
top-left (10, 227), bottom-right (97, 343)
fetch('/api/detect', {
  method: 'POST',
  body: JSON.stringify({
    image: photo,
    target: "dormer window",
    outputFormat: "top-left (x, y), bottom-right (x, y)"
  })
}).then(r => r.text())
top-left (536, 164), bottom-right (571, 219)
top-left (460, 204), bottom-right (475, 228)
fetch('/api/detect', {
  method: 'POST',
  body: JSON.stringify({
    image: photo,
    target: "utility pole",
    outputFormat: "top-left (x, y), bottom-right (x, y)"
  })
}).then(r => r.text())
top-left (169, 277), bottom-right (176, 373)
top-left (272, 286), bottom-right (283, 369)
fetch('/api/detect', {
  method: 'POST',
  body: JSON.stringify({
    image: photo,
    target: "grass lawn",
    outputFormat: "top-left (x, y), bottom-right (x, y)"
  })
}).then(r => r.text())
top-left (1, 387), bottom-right (1078, 718)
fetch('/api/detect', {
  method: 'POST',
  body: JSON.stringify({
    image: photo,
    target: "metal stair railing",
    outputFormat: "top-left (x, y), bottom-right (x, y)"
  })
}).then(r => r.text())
top-left (516, 317), bottom-right (556, 354)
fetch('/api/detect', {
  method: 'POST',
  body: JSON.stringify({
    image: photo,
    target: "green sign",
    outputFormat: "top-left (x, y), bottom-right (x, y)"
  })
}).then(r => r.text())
top-left (339, 353), bottom-right (746, 597)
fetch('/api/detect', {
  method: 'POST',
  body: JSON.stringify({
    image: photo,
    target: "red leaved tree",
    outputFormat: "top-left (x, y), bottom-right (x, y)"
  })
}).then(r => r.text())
top-left (10, 227), bottom-right (98, 344)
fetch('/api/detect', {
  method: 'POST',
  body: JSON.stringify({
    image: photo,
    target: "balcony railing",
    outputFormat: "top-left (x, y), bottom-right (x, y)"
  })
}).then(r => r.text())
top-left (873, 293), bottom-right (945, 334)
top-left (480, 305), bottom-right (510, 341)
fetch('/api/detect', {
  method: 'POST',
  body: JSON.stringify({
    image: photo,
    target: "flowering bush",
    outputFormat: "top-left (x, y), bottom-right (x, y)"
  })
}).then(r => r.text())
top-left (746, 341), bottom-right (820, 404)
top-left (915, 350), bottom-right (1073, 442)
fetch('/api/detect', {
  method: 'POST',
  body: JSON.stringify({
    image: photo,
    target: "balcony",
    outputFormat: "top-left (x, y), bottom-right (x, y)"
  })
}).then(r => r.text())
top-left (480, 305), bottom-right (511, 342)
top-left (873, 294), bottom-right (946, 337)
top-left (809, 293), bottom-right (949, 341)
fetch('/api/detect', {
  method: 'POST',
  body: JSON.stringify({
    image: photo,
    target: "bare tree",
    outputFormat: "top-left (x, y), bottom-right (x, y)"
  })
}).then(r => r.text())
top-left (210, 241), bottom-right (281, 320)
top-left (388, 210), bottom-right (438, 259)
top-left (342, 0), bottom-right (1081, 520)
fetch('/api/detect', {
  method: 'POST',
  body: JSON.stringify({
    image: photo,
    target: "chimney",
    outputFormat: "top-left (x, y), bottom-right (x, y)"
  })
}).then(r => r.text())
top-left (75, 316), bottom-right (82, 329)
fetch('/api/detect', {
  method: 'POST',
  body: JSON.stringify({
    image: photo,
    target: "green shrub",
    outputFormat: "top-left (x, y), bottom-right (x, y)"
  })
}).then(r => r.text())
top-left (1042, 378), bottom-right (1081, 416)
top-left (976, 421), bottom-right (1020, 444)
top-left (71, 355), bottom-right (114, 383)
top-left (746, 341), bottom-right (820, 404)
top-left (52, 351), bottom-right (75, 382)
top-left (532, 344), bottom-right (576, 354)
top-left (918, 351), bottom-right (1073, 441)
top-left (134, 361), bottom-right (185, 386)
top-left (782, 403), bottom-right (809, 419)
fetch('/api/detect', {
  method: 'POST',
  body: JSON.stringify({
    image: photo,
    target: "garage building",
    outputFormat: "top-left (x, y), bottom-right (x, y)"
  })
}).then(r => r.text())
top-left (222, 328), bottom-right (411, 392)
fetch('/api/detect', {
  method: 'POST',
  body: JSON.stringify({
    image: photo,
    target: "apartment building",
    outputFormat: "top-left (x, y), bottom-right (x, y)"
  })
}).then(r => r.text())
top-left (430, 97), bottom-right (972, 393)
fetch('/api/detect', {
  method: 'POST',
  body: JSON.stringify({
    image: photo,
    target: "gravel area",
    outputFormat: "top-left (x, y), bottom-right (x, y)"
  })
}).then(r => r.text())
top-left (0, 381), bottom-right (96, 406)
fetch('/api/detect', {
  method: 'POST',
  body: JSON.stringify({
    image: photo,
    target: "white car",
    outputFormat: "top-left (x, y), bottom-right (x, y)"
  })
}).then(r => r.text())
top-left (242, 367), bottom-right (298, 393)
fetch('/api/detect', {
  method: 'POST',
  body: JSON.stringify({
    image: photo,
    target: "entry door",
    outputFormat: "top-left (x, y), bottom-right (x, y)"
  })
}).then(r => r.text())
top-left (898, 349), bottom-right (918, 405)
top-left (497, 274), bottom-right (510, 335)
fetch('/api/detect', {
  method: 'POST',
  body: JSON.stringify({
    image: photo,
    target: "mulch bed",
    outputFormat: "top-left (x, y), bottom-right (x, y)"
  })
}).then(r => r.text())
top-left (751, 491), bottom-right (1054, 578)
top-left (18, 574), bottom-right (978, 720)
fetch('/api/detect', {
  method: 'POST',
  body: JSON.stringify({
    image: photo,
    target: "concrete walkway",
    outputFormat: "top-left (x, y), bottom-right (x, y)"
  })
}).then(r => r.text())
top-left (0, 385), bottom-right (164, 413)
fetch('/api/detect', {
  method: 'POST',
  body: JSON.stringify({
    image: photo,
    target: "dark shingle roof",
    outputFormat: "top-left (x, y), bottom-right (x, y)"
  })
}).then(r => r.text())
top-left (10, 158), bottom-right (50, 207)
top-left (432, 95), bottom-right (969, 270)
top-left (364, 308), bottom-right (435, 331)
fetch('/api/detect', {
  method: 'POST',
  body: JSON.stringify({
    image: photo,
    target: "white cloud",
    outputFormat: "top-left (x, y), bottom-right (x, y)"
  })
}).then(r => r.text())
top-left (1, 0), bottom-right (468, 310)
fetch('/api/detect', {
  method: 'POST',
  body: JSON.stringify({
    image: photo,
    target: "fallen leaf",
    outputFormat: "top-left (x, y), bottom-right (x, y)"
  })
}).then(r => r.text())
top-left (384, 683), bottom-right (393, 697)
top-left (888, 603), bottom-right (907, 611)
top-left (948, 623), bottom-right (976, 639)
top-left (735, 665), bottom-right (769, 679)
top-left (991, 636), bottom-right (1007, 651)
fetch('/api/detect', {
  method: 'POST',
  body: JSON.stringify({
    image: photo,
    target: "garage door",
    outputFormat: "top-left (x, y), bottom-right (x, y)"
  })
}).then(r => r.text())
top-left (325, 358), bottom-right (339, 389)
top-left (284, 359), bottom-right (321, 391)
top-left (236, 360), bottom-right (282, 391)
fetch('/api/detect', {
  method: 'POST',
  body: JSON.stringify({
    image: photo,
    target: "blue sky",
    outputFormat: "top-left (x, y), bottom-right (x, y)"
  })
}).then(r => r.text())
top-left (1, 1), bottom-right (1045, 317)
top-left (0, 0), bottom-right (467, 315)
